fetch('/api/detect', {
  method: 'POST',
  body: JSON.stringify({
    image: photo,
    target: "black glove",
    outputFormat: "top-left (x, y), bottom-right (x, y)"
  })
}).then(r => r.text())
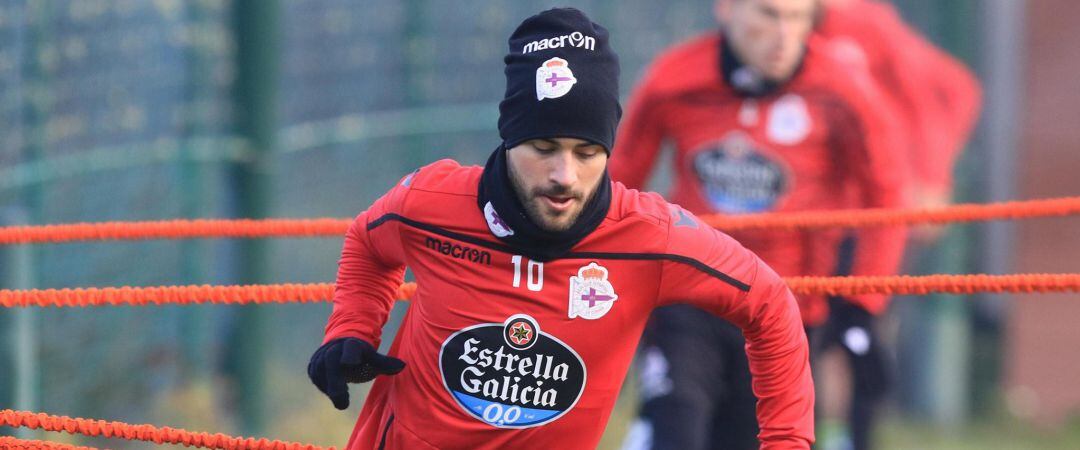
top-left (307, 337), bottom-right (406, 410)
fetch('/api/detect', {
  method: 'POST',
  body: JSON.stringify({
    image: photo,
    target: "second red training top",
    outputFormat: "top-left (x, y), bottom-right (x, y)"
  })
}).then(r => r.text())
top-left (609, 33), bottom-right (908, 323)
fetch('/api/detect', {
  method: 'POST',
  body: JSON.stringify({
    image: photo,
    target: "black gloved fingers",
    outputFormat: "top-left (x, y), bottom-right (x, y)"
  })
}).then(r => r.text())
top-left (323, 342), bottom-right (351, 410)
top-left (369, 351), bottom-right (406, 375)
top-left (307, 345), bottom-right (328, 389)
top-left (310, 337), bottom-right (406, 409)
top-left (339, 338), bottom-right (406, 377)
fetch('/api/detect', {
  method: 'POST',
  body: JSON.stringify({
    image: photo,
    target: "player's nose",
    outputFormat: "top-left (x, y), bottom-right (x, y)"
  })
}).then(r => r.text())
top-left (548, 149), bottom-right (578, 188)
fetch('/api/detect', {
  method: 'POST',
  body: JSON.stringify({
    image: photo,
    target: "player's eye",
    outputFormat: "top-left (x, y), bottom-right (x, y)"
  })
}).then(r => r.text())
top-left (575, 146), bottom-right (604, 160)
top-left (532, 143), bottom-right (557, 154)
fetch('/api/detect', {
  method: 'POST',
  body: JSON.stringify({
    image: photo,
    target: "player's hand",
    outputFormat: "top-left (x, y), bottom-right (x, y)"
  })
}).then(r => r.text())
top-left (910, 185), bottom-right (951, 243)
top-left (307, 337), bottom-right (406, 410)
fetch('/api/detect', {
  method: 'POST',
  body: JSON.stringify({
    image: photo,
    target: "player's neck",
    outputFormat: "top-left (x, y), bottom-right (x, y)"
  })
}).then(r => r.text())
top-left (718, 31), bottom-right (804, 97)
top-left (477, 145), bottom-right (611, 262)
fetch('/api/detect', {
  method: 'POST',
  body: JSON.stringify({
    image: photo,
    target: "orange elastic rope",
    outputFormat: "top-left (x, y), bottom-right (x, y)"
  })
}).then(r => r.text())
top-left (0, 436), bottom-right (99, 450)
top-left (783, 273), bottom-right (1080, 297)
top-left (0, 284), bottom-right (336, 308)
top-left (700, 196), bottom-right (1080, 231)
top-left (1, 197), bottom-right (1078, 245)
top-left (0, 410), bottom-right (331, 450)
top-left (3, 276), bottom-right (1077, 309)
top-left (0, 218), bottom-right (351, 245)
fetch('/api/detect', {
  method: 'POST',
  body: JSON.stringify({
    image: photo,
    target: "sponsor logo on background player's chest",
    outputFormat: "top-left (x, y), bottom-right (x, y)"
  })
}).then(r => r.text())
top-left (568, 262), bottom-right (619, 320)
top-left (440, 314), bottom-right (586, 428)
top-left (692, 131), bottom-right (789, 214)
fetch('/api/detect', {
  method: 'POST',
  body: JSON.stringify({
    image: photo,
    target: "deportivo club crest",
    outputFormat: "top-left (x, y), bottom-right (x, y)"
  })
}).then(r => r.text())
top-left (767, 94), bottom-right (811, 145)
top-left (536, 57), bottom-right (577, 101)
top-left (568, 262), bottom-right (619, 320)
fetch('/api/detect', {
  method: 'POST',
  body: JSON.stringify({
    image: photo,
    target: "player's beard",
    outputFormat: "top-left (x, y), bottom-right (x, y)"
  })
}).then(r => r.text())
top-left (509, 170), bottom-right (597, 233)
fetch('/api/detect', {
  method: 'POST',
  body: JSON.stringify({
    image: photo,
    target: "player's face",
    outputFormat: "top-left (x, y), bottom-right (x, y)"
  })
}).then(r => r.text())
top-left (717, 0), bottom-right (817, 81)
top-left (506, 137), bottom-right (608, 232)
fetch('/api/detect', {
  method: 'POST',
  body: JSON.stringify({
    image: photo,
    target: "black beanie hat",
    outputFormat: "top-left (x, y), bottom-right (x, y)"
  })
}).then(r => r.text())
top-left (498, 8), bottom-right (621, 153)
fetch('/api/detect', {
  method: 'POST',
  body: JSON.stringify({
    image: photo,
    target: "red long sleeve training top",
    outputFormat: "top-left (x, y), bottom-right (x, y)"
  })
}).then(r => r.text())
top-left (323, 159), bottom-right (814, 449)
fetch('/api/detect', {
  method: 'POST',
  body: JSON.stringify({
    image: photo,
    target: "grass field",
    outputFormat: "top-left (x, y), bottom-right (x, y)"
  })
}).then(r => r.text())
top-left (26, 366), bottom-right (1080, 449)
top-left (595, 374), bottom-right (1080, 450)
top-left (598, 403), bottom-right (1080, 450)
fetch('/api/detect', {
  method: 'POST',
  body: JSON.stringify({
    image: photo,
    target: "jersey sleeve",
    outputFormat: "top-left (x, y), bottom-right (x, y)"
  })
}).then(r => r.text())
top-left (322, 171), bottom-right (414, 347)
top-left (829, 68), bottom-right (910, 314)
top-left (658, 207), bottom-right (814, 448)
top-left (608, 63), bottom-right (668, 190)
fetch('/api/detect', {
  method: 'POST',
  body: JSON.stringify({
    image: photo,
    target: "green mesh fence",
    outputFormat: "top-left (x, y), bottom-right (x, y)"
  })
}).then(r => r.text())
top-left (0, 1), bottom-right (719, 446)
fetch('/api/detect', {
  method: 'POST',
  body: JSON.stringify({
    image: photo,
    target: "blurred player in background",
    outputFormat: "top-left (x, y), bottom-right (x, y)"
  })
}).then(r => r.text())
top-left (612, 0), bottom-right (911, 449)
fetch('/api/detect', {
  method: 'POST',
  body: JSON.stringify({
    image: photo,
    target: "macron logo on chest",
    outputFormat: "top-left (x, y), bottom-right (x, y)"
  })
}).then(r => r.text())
top-left (522, 31), bottom-right (596, 54)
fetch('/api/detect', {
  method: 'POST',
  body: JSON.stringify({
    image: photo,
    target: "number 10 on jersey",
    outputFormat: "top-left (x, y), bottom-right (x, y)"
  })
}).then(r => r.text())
top-left (511, 255), bottom-right (544, 291)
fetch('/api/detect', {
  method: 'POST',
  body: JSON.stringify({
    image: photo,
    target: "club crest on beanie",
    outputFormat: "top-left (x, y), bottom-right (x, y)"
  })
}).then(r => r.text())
top-left (499, 8), bottom-right (622, 153)
top-left (536, 57), bottom-right (577, 100)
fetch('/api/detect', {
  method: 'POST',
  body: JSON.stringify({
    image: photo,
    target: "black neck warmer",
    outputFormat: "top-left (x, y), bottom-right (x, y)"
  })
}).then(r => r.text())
top-left (720, 32), bottom-right (804, 98)
top-left (476, 145), bottom-right (611, 262)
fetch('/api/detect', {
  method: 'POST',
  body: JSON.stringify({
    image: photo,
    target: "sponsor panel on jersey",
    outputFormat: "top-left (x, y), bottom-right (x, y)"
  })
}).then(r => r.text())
top-left (692, 131), bottom-right (790, 213)
top-left (440, 314), bottom-right (587, 428)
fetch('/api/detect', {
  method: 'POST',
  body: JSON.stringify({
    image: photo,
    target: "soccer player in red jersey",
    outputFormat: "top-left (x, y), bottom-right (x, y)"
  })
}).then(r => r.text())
top-left (609, 1), bottom-right (909, 449)
top-left (307, 8), bottom-right (814, 450)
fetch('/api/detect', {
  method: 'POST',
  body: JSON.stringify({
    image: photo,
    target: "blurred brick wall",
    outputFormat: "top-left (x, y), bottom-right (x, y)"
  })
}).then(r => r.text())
top-left (1005, 0), bottom-right (1080, 426)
